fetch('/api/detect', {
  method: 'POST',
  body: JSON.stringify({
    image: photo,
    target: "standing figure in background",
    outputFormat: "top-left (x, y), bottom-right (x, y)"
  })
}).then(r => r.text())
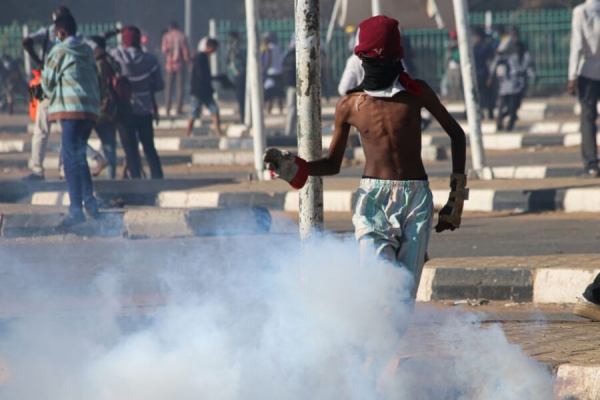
top-left (282, 35), bottom-right (297, 137)
top-left (162, 21), bottom-right (189, 116)
top-left (445, 30), bottom-right (462, 101)
top-left (261, 32), bottom-right (284, 114)
top-left (227, 31), bottom-right (246, 124)
top-left (111, 26), bottom-right (165, 179)
top-left (489, 41), bottom-right (535, 132)
top-left (41, 14), bottom-right (101, 226)
top-left (21, 6), bottom-right (73, 181)
top-left (473, 27), bottom-right (495, 120)
top-left (568, 0), bottom-right (600, 178)
top-left (89, 35), bottom-right (121, 179)
top-left (187, 38), bottom-right (222, 138)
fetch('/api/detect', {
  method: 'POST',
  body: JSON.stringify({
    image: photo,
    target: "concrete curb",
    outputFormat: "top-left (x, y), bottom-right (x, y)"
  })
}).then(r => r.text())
top-left (415, 264), bottom-right (598, 304)
top-left (19, 186), bottom-right (600, 213)
top-left (0, 207), bottom-right (271, 239)
top-left (422, 132), bottom-right (600, 150)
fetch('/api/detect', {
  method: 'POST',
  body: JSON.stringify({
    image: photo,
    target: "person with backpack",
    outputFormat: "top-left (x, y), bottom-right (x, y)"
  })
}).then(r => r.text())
top-left (488, 41), bottom-right (535, 131)
top-left (110, 26), bottom-right (165, 179)
top-left (41, 14), bottom-right (101, 226)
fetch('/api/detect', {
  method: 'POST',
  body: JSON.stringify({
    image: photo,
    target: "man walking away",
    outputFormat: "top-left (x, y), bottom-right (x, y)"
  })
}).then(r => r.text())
top-left (111, 26), bottom-right (165, 179)
top-left (282, 35), bottom-right (297, 137)
top-left (162, 21), bottom-right (189, 116)
top-left (187, 38), bottom-right (222, 138)
top-left (227, 31), bottom-right (246, 123)
top-left (42, 14), bottom-right (101, 226)
top-left (21, 6), bottom-right (72, 181)
top-left (90, 35), bottom-right (121, 179)
top-left (568, 0), bottom-right (600, 178)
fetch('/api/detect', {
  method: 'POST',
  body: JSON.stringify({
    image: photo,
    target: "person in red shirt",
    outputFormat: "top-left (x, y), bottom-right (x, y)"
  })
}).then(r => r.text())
top-left (161, 21), bottom-right (189, 116)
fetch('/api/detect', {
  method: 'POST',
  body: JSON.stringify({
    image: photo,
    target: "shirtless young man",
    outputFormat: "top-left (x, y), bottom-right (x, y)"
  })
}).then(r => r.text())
top-left (264, 16), bottom-right (467, 298)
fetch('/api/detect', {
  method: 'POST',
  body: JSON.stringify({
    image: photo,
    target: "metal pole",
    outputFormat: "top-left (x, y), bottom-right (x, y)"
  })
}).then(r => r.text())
top-left (245, 0), bottom-right (267, 179)
top-left (452, 0), bottom-right (492, 179)
top-left (371, 0), bottom-right (382, 16)
top-left (325, 0), bottom-right (342, 49)
top-left (295, 0), bottom-right (324, 238)
top-left (184, 0), bottom-right (192, 40)
top-left (22, 25), bottom-right (31, 77)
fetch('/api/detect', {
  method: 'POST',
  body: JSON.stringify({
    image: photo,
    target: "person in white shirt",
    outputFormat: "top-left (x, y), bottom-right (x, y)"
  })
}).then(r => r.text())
top-left (568, 0), bottom-right (600, 178)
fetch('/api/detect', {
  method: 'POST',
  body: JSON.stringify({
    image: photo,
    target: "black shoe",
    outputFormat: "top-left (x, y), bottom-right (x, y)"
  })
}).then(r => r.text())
top-left (579, 169), bottom-right (600, 178)
top-left (22, 173), bottom-right (44, 182)
top-left (58, 213), bottom-right (86, 227)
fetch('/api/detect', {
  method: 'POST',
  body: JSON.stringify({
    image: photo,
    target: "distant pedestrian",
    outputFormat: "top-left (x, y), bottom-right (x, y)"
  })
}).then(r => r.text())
top-left (282, 35), bottom-right (297, 136)
top-left (261, 32), bottom-right (284, 114)
top-left (187, 37), bottom-right (222, 138)
top-left (162, 20), bottom-right (189, 116)
top-left (21, 6), bottom-right (73, 181)
top-left (473, 27), bottom-right (495, 120)
top-left (89, 35), bottom-right (121, 179)
top-left (227, 31), bottom-right (246, 123)
top-left (445, 30), bottom-right (462, 101)
top-left (111, 26), bottom-right (165, 179)
top-left (568, 0), bottom-right (600, 178)
top-left (489, 41), bottom-right (535, 131)
top-left (41, 14), bottom-right (101, 226)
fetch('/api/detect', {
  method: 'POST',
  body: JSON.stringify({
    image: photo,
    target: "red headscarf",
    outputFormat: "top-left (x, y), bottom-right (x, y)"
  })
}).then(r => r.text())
top-left (353, 16), bottom-right (421, 96)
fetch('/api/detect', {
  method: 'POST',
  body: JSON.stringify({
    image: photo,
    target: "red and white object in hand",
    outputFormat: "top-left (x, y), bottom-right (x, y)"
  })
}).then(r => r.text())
top-left (263, 148), bottom-right (309, 190)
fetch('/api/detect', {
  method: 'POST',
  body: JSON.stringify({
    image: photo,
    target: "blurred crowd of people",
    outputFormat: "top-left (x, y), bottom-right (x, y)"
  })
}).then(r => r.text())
top-left (444, 25), bottom-right (536, 131)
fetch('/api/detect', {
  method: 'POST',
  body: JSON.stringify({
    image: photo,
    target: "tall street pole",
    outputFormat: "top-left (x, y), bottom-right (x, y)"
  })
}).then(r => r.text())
top-left (452, 0), bottom-right (493, 179)
top-left (371, 0), bottom-right (382, 16)
top-left (295, 0), bottom-right (324, 239)
top-left (245, 0), bottom-right (267, 180)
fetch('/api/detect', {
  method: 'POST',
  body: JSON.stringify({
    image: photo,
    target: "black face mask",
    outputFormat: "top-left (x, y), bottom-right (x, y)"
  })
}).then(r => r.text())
top-left (347, 58), bottom-right (404, 94)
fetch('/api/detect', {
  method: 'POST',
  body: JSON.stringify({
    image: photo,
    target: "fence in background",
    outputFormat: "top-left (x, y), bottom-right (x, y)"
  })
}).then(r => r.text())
top-left (0, 9), bottom-right (573, 95)
top-left (0, 22), bottom-right (118, 62)
top-left (215, 9), bottom-right (573, 95)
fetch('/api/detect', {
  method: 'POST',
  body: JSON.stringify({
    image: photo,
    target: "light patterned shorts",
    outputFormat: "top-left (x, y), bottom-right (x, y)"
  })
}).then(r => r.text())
top-left (353, 178), bottom-right (433, 290)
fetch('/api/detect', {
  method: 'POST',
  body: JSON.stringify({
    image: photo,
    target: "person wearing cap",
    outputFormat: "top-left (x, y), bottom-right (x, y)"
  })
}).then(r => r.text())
top-left (264, 16), bottom-right (467, 303)
top-left (110, 26), bottom-right (165, 179)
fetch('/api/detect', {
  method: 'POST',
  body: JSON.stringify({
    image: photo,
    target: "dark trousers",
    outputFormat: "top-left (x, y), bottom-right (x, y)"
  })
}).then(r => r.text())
top-left (497, 93), bottom-right (521, 131)
top-left (584, 273), bottom-right (600, 304)
top-left (94, 121), bottom-right (117, 179)
top-left (235, 74), bottom-right (246, 123)
top-left (577, 76), bottom-right (600, 171)
top-left (61, 119), bottom-right (98, 217)
top-left (476, 74), bottom-right (494, 118)
top-left (165, 69), bottom-right (186, 115)
top-left (119, 114), bottom-right (163, 179)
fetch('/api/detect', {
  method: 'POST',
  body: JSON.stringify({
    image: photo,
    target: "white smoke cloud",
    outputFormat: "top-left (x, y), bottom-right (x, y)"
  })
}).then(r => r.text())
top-left (0, 235), bottom-right (554, 399)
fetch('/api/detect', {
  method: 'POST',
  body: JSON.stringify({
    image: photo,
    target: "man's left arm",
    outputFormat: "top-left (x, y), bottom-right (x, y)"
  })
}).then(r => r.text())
top-left (420, 80), bottom-right (468, 233)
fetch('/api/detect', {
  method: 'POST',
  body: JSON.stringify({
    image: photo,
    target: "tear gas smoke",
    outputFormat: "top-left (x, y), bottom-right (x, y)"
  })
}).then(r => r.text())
top-left (0, 234), bottom-right (554, 399)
